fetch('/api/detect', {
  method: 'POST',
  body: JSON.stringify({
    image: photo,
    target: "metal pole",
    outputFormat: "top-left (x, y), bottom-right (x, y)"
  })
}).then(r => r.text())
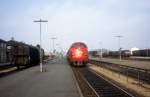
top-left (146, 40), bottom-right (149, 57)
top-left (147, 49), bottom-right (149, 57)
top-left (51, 37), bottom-right (57, 53)
top-left (53, 39), bottom-right (54, 52)
top-left (40, 21), bottom-right (42, 72)
top-left (101, 42), bottom-right (103, 58)
top-left (119, 37), bottom-right (121, 61)
top-left (34, 19), bottom-right (48, 72)
top-left (115, 35), bottom-right (123, 61)
top-left (99, 42), bottom-right (103, 58)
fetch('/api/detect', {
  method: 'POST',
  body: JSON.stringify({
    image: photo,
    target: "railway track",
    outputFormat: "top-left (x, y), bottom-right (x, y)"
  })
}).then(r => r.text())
top-left (72, 67), bottom-right (134, 97)
top-left (89, 59), bottom-right (150, 84)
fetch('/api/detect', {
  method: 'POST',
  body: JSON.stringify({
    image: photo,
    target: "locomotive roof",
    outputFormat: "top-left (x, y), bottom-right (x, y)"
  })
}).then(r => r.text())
top-left (71, 42), bottom-right (87, 46)
top-left (70, 42), bottom-right (87, 48)
top-left (7, 40), bottom-right (27, 46)
top-left (7, 40), bottom-right (42, 50)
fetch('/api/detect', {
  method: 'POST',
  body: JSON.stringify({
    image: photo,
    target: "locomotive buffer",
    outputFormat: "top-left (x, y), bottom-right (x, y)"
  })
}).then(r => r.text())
top-left (34, 19), bottom-right (48, 72)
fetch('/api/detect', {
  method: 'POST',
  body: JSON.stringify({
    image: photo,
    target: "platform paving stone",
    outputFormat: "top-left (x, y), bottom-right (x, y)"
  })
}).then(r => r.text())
top-left (0, 59), bottom-right (80, 97)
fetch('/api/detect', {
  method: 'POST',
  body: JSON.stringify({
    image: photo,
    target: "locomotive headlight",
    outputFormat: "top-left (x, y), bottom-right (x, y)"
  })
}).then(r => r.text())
top-left (75, 49), bottom-right (83, 58)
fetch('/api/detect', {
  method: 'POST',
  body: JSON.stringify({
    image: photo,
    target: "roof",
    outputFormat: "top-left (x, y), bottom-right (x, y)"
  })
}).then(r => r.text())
top-left (71, 42), bottom-right (87, 48)
top-left (0, 39), bottom-right (6, 43)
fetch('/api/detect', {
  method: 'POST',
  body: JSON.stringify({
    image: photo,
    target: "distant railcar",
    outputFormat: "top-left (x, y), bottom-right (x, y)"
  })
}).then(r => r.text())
top-left (108, 50), bottom-right (131, 58)
top-left (67, 42), bottom-right (88, 66)
top-left (132, 49), bottom-right (150, 57)
top-left (89, 50), bottom-right (99, 57)
top-left (122, 50), bottom-right (131, 57)
top-left (108, 51), bottom-right (119, 57)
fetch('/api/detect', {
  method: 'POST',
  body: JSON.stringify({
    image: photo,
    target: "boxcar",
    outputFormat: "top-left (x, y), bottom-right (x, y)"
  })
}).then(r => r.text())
top-left (29, 46), bottom-right (40, 65)
top-left (7, 40), bottom-right (41, 69)
top-left (0, 39), bottom-right (7, 63)
top-left (7, 40), bottom-right (30, 68)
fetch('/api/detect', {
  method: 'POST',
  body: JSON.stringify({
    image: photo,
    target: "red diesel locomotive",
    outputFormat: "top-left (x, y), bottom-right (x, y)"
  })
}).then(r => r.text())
top-left (67, 42), bottom-right (88, 66)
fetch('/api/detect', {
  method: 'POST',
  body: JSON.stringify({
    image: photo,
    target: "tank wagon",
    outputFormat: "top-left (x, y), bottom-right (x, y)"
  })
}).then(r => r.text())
top-left (67, 42), bottom-right (88, 66)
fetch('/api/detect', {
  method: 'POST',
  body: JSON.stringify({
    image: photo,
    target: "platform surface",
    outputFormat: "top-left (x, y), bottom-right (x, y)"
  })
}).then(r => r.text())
top-left (90, 57), bottom-right (150, 70)
top-left (0, 58), bottom-right (80, 97)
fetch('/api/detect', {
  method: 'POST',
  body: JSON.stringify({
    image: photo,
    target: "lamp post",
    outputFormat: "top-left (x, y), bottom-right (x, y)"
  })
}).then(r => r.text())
top-left (56, 43), bottom-right (59, 52)
top-left (115, 35), bottom-right (123, 61)
top-left (99, 42), bottom-right (103, 58)
top-left (51, 37), bottom-right (57, 53)
top-left (146, 41), bottom-right (149, 57)
top-left (34, 18), bottom-right (48, 72)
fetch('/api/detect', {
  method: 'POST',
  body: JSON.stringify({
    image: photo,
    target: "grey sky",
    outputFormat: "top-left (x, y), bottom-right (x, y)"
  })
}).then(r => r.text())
top-left (0, 0), bottom-right (150, 52)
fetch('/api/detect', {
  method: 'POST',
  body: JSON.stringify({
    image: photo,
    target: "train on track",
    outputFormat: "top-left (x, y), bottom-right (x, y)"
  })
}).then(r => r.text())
top-left (67, 42), bottom-right (88, 66)
top-left (132, 49), bottom-right (150, 57)
top-left (0, 39), bottom-right (7, 63)
top-left (89, 49), bottom-right (150, 58)
top-left (0, 39), bottom-right (44, 69)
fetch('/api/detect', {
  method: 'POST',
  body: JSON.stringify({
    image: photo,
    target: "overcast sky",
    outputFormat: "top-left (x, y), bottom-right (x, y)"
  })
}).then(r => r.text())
top-left (0, 0), bottom-right (150, 52)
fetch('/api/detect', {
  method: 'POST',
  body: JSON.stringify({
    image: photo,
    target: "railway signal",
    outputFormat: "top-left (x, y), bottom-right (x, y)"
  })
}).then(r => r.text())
top-left (34, 19), bottom-right (48, 72)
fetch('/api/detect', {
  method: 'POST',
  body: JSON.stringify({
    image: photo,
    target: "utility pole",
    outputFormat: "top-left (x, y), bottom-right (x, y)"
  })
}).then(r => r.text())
top-left (56, 43), bottom-right (60, 52)
top-left (147, 49), bottom-right (149, 57)
top-left (99, 42), bottom-right (103, 58)
top-left (115, 35), bottom-right (123, 61)
top-left (146, 40), bottom-right (149, 57)
top-left (34, 18), bottom-right (48, 72)
top-left (51, 37), bottom-right (57, 53)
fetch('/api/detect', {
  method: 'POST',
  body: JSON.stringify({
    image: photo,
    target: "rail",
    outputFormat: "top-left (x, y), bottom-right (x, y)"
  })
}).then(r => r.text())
top-left (72, 67), bottom-right (134, 97)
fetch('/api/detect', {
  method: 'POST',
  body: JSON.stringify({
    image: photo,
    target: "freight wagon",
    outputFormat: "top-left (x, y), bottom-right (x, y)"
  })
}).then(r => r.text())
top-left (0, 39), bottom-right (7, 64)
top-left (7, 40), bottom-right (43, 69)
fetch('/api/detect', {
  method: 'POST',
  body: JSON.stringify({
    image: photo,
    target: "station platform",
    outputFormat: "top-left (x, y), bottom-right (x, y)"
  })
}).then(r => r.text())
top-left (0, 58), bottom-right (81, 97)
top-left (89, 57), bottom-right (150, 70)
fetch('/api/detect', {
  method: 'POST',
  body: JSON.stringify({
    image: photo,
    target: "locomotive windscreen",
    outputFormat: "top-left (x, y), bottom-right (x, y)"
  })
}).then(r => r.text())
top-left (71, 43), bottom-right (87, 48)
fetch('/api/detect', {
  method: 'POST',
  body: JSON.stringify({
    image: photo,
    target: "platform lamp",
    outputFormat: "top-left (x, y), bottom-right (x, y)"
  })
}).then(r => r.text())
top-left (34, 18), bottom-right (48, 72)
top-left (115, 35), bottom-right (123, 61)
top-left (99, 42), bottom-right (103, 59)
top-left (51, 37), bottom-right (57, 53)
